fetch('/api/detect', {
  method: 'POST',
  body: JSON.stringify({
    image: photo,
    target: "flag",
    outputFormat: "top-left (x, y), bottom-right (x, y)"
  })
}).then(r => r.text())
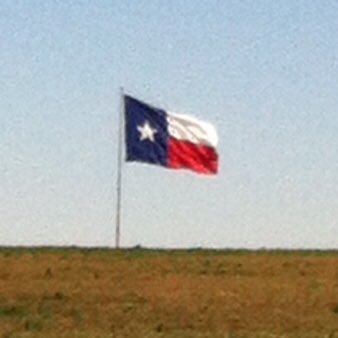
top-left (124, 95), bottom-right (218, 175)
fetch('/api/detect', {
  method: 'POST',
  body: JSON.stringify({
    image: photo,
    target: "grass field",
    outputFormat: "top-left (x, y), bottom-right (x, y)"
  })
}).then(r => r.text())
top-left (0, 248), bottom-right (337, 338)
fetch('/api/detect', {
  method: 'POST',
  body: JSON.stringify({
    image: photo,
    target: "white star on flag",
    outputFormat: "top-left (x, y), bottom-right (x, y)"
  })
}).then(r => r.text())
top-left (137, 121), bottom-right (157, 142)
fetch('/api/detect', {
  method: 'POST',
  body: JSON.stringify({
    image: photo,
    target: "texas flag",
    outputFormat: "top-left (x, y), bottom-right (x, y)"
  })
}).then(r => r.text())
top-left (124, 95), bottom-right (218, 175)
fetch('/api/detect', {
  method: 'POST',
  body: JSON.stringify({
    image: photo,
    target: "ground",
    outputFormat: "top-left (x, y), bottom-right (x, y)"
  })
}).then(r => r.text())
top-left (0, 248), bottom-right (337, 337)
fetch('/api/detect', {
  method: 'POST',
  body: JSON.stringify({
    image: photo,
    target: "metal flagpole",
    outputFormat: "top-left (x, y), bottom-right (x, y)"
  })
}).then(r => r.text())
top-left (115, 87), bottom-right (124, 248)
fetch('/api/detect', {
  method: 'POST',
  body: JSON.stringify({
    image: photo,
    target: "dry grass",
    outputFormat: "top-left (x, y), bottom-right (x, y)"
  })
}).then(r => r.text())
top-left (0, 248), bottom-right (337, 337)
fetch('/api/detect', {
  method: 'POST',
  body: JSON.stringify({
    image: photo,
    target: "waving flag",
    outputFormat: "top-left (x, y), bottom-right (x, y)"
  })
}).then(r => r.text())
top-left (124, 95), bottom-right (218, 175)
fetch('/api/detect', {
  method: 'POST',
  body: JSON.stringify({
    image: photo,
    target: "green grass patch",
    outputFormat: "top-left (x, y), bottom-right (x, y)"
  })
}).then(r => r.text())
top-left (24, 316), bottom-right (44, 331)
top-left (332, 304), bottom-right (338, 314)
top-left (0, 305), bottom-right (28, 319)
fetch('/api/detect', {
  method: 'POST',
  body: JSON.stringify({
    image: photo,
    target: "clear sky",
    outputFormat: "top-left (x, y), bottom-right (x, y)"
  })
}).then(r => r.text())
top-left (1, 0), bottom-right (338, 248)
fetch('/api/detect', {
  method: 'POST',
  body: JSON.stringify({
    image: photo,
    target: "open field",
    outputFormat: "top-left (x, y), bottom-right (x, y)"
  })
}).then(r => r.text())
top-left (0, 248), bottom-right (337, 338)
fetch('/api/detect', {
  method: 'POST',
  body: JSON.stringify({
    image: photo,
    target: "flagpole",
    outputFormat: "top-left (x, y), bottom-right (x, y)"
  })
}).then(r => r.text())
top-left (115, 87), bottom-right (124, 248)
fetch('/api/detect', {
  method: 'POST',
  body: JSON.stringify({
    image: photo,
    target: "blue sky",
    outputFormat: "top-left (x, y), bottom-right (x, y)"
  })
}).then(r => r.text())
top-left (1, 0), bottom-right (338, 248)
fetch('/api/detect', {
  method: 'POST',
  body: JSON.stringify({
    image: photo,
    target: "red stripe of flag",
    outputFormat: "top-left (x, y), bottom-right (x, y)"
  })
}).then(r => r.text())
top-left (167, 138), bottom-right (218, 175)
